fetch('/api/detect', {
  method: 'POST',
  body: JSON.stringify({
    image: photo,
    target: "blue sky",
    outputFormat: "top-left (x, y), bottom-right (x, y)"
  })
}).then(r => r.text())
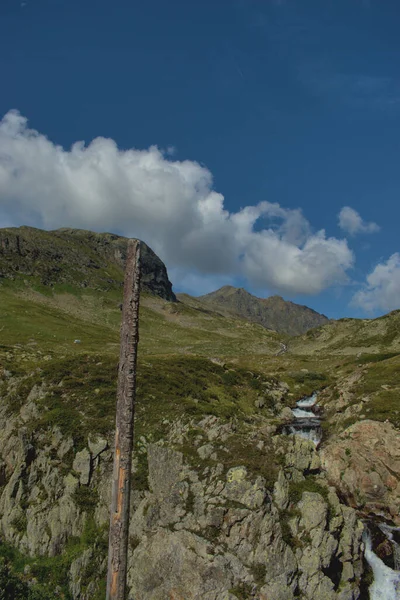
top-left (1, 0), bottom-right (400, 318)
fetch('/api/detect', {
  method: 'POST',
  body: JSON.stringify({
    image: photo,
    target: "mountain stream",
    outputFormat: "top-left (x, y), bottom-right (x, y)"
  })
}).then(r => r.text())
top-left (283, 391), bottom-right (322, 446)
top-left (284, 392), bottom-right (400, 599)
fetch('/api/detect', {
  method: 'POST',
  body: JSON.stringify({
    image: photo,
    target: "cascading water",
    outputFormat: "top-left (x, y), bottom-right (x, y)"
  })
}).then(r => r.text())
top-left (296, 392), bottom-right (319, 408)
top-left (283, 391), bottom-right (322, 445)
top-left (363, 531), bottom-right (400, 600)
top-left (282, 392), bottom-right (400, 597)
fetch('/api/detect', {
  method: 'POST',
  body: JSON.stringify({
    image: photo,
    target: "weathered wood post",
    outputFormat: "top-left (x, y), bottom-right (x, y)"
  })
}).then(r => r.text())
top-left (106, 239), bottom-right (141, 600)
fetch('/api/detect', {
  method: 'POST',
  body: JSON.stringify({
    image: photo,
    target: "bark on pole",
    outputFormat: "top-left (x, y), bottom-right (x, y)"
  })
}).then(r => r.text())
top-left (106, 240), bottom-right (141, 600)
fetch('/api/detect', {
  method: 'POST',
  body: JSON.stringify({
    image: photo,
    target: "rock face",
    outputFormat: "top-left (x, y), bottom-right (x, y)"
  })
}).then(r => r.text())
top-left (0, 365), bottom-right (365, 600)
top-left (124, 436), bottom-right (364, 600)
top-left (197, 286), bottom-right (329, 336)
top-left (321, 420), bottom-right (400, 525)
top-left (0, 226), bottom-right (176, 301)
top-left (0, 358), bottom-right (368, 599)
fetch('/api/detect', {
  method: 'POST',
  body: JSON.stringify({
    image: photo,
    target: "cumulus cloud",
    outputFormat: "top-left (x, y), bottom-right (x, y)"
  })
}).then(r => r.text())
top-left (0, 109), bottom-right (354, 295)
top-left (352, 254), bottom-right (400, 313)
top-left (338, 206), bottom-right (380, 235)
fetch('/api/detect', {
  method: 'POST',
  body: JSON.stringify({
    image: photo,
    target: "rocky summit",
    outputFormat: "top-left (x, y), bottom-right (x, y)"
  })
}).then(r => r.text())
top-left (0, 226), bottom-right (399, 599)
top-left (196, 286), bottom-right (329, 336)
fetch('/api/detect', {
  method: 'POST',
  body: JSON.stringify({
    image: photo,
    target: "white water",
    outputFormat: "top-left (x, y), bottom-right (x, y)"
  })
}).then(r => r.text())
top-left (284, 392), bottom-right (322, 445)
top-left (287, 425), bottom-right (321, 445)
top-left (364, 533), bottom-right (400, 600)
top-left (297, 392), bottom-right (318, 408)
top-left (292, 407), bottom-right (318, 419)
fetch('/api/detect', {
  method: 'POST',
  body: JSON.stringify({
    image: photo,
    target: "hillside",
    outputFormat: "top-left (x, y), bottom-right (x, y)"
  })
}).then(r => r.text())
top-left (0, 226), bottom-right (176, 301)
top-left (196, 285), bottom-right (329, 336)
top-left (291, 310), bottom-right (400, 355)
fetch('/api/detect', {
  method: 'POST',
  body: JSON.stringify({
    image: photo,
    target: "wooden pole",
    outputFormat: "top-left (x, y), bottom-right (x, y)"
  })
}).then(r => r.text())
top-left (106, 239), bottom-right (141, 600)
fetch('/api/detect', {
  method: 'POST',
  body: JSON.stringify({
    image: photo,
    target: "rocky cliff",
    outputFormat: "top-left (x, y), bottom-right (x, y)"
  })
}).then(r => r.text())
top-left (0, 226), bottom-right (176, 301)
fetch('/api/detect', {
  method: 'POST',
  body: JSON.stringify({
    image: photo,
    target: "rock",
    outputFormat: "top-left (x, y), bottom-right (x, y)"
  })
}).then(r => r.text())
top-left (255, 397), bottom-right (266, 409)
top-left (321, 420), bottom-right (400, 524)
top-left (273, 469), bottom-right (289, 510)
top-left (69, 548), bottom-right (93, 598)
top-left (127, 529), bottom-right (245, 600)
top-left (0, 370), bottom-right (366, 600)
top-left (197, 444), bottom-right (214, 460)
top-left (223, 467), bottom-right (266, 509)
top-left (283, 437), bottom-right (321, 476)
top-left (279, 407), bottom-right (294, 422)
top-left (88, 435), bottom-right (108, 458)
top-left (298, 492), bottom-right (327, 531)
top-left (72, 448), bottom-right (91, 486)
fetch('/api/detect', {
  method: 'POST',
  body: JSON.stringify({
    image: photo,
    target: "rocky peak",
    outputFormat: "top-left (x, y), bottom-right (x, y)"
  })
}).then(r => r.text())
top-left (198, 286), bottom-right (329, 336)
top-left (0, 226), bottom-right (176, 301)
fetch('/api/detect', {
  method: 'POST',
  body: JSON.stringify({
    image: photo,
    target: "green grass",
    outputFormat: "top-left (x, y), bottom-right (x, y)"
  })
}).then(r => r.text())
top-left (340, 355), bottom-right (400, 428)
top-left (0, 287), bottom-right (118, 353)
top-left (0, 279), bottom-right (280, 360)
top-left (288, 477), bottom-right (329, 505)
top-left (354, 352), bottom-right (400, 364)
top-left (0, 517), bottom-right (108, 600)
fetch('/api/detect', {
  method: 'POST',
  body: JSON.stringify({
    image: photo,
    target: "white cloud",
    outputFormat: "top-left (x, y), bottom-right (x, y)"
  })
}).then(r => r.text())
top-left (0, 109), bottom-right (355, 295)
top-left (352, 254), bottom-right (400, 313)
top-left (338, 206), bottom-right (380, 236)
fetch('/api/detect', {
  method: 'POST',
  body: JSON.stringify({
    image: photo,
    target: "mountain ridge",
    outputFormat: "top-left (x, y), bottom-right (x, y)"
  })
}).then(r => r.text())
top-left (0, 225), bottom-right (176, 301)
top-left (196, 284), bottom-right (329, 336)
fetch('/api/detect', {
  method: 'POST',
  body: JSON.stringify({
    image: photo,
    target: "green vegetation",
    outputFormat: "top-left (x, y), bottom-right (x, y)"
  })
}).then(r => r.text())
top-left (340, 354), bottom-right (400, 428)
top-left (283, 370), bottom-right (330, 398)
top-left (288, 477), bottom-right (329, 505)
top-left (355, 352), bottom-right (400, 364)
top-left (229, 583), bottom-right (254, 599)
top-left (218, 434), bottom-right (282, 491)
top-left (0, 557), bottom-right (57, 600)
top-left (0, 517), bottom-right (108, 600)
top-left (2, 346), bottom-right (282, 448)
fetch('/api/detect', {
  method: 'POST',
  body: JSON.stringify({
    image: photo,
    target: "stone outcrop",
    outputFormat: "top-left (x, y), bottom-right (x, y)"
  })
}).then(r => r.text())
top-left (123, 437), bottom-right (364, 600)
top-left (321, 419), bottom-right (400, 525)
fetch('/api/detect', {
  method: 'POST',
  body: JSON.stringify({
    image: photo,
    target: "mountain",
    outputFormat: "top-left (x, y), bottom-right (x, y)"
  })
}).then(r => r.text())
top-left (197, 285), bottom-right (329, 336)
top-left (0, 226), bottom-right (176, 301)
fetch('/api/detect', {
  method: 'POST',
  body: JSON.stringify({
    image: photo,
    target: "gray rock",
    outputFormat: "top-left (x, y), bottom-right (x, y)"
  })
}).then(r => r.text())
top-left (223, 467), bottom-right (266, 509)
top-left (88, 435), bottom-right (108, 458)
top-left (73, 448), bottom-right (91, 485)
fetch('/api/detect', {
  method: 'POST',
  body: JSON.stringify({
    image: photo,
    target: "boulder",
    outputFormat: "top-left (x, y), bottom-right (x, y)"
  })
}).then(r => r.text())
top-left (321, 420), bottom-right (400, 524)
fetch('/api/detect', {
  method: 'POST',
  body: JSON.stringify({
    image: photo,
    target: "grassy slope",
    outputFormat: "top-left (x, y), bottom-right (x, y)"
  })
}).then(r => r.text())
top-left (292, 310), bottom-right (400, 355)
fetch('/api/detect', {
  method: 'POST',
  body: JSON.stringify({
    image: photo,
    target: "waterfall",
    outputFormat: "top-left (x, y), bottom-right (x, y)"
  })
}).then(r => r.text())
top-left (283, 392), bottom-right (322, 445)
top-left (296, 392), bottom-right (318, 408)
top-left (364, 531), bottom-right (400, 600)
top-left (281, 391), bottom-right (400, 598)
